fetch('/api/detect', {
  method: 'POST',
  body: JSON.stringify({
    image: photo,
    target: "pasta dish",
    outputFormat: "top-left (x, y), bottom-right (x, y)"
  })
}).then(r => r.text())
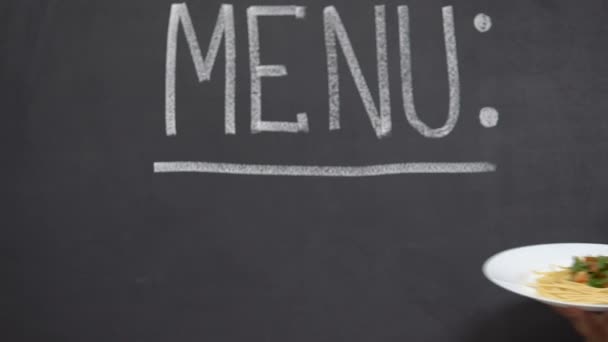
top-left (535, 256), bottom-right (608, 304)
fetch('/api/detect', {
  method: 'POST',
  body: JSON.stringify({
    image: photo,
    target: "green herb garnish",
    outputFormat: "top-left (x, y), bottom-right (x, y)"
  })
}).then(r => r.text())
top-left (588, 277), bottom-right (607, 288)
top-left (571, 257), bottom-right (588, 273)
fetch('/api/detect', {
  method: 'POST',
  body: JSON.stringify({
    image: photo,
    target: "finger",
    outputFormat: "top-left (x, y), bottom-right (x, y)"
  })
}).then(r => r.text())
top-left (562, 310), bottom-right (595, 338)
top-left (589, 312), bottom-right (608, 339)
top-left (551, 307), bottom-right (603, 340)
top-left (601, 312), bottom-right (608, 327)
top-left (580, 312), bottom-right (607, 341)
top-left (553, 306), bottom-right (583, 320)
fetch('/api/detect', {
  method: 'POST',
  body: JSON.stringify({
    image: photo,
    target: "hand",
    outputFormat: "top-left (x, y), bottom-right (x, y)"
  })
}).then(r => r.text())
top-left (554, 307), bottom-right (608, 342)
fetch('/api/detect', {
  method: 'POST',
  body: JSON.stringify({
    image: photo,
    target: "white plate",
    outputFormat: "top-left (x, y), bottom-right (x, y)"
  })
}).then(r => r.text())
top-left (482, 243), bottom-right (608, 312)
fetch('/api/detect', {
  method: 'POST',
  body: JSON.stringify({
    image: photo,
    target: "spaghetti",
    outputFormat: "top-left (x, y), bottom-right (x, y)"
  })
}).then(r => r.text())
top-left (533, 256), bottom-right (608, 305)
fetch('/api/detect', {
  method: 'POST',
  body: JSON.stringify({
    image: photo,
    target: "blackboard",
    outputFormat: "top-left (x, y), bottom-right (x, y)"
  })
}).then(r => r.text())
top-left (4, 0), bottom-right (608, 341)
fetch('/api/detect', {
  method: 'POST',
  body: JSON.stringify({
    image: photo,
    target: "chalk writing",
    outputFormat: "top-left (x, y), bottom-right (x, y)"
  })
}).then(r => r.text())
top-left (479, 107), bottom-right (499, 128)
top-left (324, 6), bottom-right (392, 138)
top-left (399, 6), bottom-right (460, 138)
top-left (474, 13), bottom-right (492, 33)
top-left (155, 162), bottom-right (496, 176)
top-left (165, 4), bottom-right (235, 136)
top-left (248, 6), bottom-right (310, 133)
top-left (159, 4), bottom-right (497, 177)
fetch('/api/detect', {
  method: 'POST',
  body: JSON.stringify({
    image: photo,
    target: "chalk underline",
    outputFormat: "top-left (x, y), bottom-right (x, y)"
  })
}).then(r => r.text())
top-left (153, 161), bottom-right (496, 177)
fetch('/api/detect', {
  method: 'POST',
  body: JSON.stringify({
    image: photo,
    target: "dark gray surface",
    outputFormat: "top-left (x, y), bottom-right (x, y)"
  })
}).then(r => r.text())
top-left (4, 0), bottom-right (608, 341)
